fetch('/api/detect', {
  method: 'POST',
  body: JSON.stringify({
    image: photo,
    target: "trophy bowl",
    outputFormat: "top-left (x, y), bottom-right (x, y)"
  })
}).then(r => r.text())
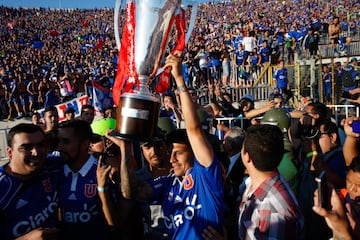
top-left (113, 0), bottom-right (181, 141)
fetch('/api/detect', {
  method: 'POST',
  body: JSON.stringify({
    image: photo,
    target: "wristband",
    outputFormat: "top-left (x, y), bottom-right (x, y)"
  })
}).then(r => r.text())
top-left (306, 151), bottom-right (318, 158)
top-left (177, 85), bottom-right (188, 93)
top-left (97, 186), bottom-right (108, 192)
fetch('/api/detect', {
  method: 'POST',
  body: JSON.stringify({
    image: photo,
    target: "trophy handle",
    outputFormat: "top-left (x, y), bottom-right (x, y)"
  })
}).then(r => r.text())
top-left (185, 3), bottom-right (198, 44)
top-left (155, 3), bottom-right (198, 77)
top-left (114, 0), bottom-right (123, 50)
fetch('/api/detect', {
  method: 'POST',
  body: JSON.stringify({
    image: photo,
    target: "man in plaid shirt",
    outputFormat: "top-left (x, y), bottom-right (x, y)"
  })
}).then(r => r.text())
top-left (238, 124), bottom-right (304, 239)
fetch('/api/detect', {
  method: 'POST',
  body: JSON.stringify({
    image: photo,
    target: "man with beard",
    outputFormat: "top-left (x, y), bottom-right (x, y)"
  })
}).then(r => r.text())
top-left (107, 53), bottom-right (224, 239)
top-left (57, 119), bottom-right (126, 240)
top-left (41, 106), bottom-right (60, 153)
top-left (42, 106), bottom-right (59, 133)
top-left (0, 124), bottom-right (61, 239)
top-left (137, 128), bottom-right (171, 181)
top-left (135, 128), bottom-right (172, 239)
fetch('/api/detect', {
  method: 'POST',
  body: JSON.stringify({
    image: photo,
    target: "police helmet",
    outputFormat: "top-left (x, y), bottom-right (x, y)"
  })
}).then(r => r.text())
top-left (261, 108), bottom-right (291, 133)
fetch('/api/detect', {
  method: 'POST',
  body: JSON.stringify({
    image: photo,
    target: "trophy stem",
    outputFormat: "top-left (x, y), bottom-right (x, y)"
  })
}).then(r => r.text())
top-left (138, 75), bottom-right (150, 94)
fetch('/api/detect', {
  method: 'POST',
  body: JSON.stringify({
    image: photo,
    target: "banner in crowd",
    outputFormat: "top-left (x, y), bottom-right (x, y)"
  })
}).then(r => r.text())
top-left (91, 81), bottom-right (113, 114)
top-left (37, 95), bottom-right (89, 122)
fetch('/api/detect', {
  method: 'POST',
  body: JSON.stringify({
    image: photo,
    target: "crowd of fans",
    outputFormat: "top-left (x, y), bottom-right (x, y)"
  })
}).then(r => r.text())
top-left (0, 0), bottom-right (360, 120)
top-left (1, 51), bottom-right (360, 239)
top-left (1, 1), bottom-right (360, 239)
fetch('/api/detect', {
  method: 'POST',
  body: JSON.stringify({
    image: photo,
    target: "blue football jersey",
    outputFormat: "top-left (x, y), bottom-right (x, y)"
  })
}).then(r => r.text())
top-left (151, 156), bottom-right (224, 239)
top-left (59, 155), bottom-right (120, 240)
top-left (274, 68), bottom-right (288, 89)
top-left (0, 163), bottom-right (61, 239)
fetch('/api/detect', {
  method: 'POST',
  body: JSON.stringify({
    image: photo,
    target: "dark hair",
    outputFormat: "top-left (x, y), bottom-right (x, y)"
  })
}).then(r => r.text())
top-left (166, 129), bottom-right (194, 160)
top-left (65, 107), bottom-right (75, 114)
top-left (103, 105), bottom-right (114, 113)
top-left (81, 104), bottom-right (94, 112)
top-left (269, 92), bottom-right (283, 101)
top-left (32, 111), bottom-right (40, 117)
top-left (320, 120), bottom-right (340, 146)
top-left (58, 119), bottom-right (92, 141)
top-left (239, 98), bottom-right (254, 112)
top-left (44, 106), bottom-right (58, 114)
top-left (166, 129), bottom-right (190, 146)
top-left (244, 125), bottom-right (284, 171)
top-left (163, 93), bottom-right (175, 100)
top-left (226, 126), bottom-right (245, 150)
top-left (7, 123), bottom-right (44, 147)
top-left (308, 102), bottom-right (330, 123)
top-left (349, 156), bottom-right (360, 173)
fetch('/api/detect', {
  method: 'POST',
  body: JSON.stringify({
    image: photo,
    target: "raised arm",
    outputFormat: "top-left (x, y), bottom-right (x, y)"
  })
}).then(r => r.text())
top-left (164, 53), bottom-right (214, 167)
top-left (244, 100), bottom-right (274, 119)
top-left (342, 117), bottom-right (360, 166)
top-left (105, 131), bottom-right (154, 201)
top-left (104, 133), bottom-right (137, 199)
top-left (96, 156), bottom-right (121, 227)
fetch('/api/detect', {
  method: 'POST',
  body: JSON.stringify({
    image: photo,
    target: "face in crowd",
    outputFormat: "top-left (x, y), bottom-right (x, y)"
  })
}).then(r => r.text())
top-left (346, 158), bottom-right (360, 201)
top-left (141, 140), bottom-right (168, 169)
top-left (80, 106), bottom-right (95, 124)
top-left (65, 111), bottom-right (75, 121)
top-left (7, 125), bottom-right (47, 177)
top-left (347, 170), bottom-right (360, 200)
top-left (169, 142), bottom-right (194, 177)
top-left (188, 89), bottom-right (198, 104)
top-left (44, 110), bottom-right (59, 130)
top-left (104, 108), bottom-right (116, 119)
top-left (317, 123), bottom-right (338, 155)
top-left (163, 95), bottom-right (176, 112)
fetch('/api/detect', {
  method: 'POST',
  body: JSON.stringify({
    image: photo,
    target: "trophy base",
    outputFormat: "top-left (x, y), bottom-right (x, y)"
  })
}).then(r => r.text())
top-left (108, 131), bottom-right (149, 142)
top-left (115, 93), bottom-right (160, 141)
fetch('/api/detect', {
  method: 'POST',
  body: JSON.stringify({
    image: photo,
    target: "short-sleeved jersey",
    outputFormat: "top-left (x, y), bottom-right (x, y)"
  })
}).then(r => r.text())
top-left (150, 156), bottom-right (224, 239)
top-left (235, 49), bottom-right (245, 66)
top-left (259, 46), bottom-right (271, 63)
top-left (250, 54), bottom-right (260, 66)
top-left (323, 71), bottom-right (332, 88)
top-left (59, 155), bottom-right (120, 240)
top-left (273, 68), bottom-right (288, 89)
top-left (0, 162), bottom-right (61, 239)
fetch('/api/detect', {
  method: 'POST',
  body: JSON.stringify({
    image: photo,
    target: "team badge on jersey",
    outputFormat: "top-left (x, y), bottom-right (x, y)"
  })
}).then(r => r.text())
top-left (84, 184), bottom-right (97, 198)
top-left (183, 174), bottom-right (194, 190)
top-left (42, 178), bottom-right (52, 193)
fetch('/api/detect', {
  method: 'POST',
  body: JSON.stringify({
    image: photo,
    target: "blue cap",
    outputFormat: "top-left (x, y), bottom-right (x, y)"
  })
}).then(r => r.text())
top-left (351, 57), bottom-right (358, 62)
top-left (241, 94), bottom-right (254, 102)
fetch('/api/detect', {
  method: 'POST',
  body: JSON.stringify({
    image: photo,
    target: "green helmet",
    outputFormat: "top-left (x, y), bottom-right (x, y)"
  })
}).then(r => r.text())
top-left (91, 118), bottom-right (116, 136)
top-left (197, 109), bottom-right (210, 124)
top-left (157, 117), bottom-right (176, 135)
top-left (197, 109), bottom-right (211, 131)
top-left (261, 108), bottom-right (291, 133)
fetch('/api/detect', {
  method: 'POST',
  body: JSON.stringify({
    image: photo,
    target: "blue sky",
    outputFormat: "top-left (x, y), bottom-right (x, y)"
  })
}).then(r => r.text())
top-left (0, 0), bottom-right (118, 9)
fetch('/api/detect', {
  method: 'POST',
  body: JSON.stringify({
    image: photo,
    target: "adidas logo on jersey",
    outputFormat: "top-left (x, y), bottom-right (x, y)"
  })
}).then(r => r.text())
top-left (16, 199), bottom-right (28, 209)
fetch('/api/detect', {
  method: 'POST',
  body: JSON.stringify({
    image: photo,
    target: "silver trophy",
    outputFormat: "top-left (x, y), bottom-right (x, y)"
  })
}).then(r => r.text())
top-left (114, 0), bottom-right (181, 140)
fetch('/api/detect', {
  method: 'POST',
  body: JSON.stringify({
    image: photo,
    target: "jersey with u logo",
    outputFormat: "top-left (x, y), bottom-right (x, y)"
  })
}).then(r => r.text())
top-left (59, 155), bottom-right (121, 239)
top-left (151, 156), bottom-right (224, 239)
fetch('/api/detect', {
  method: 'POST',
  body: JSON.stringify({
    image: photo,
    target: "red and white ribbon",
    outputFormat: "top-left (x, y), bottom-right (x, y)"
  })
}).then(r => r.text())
top-left (156, 8), bottom-right (186, 94)
top-left (113, 0), bottom-right (137, 105)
